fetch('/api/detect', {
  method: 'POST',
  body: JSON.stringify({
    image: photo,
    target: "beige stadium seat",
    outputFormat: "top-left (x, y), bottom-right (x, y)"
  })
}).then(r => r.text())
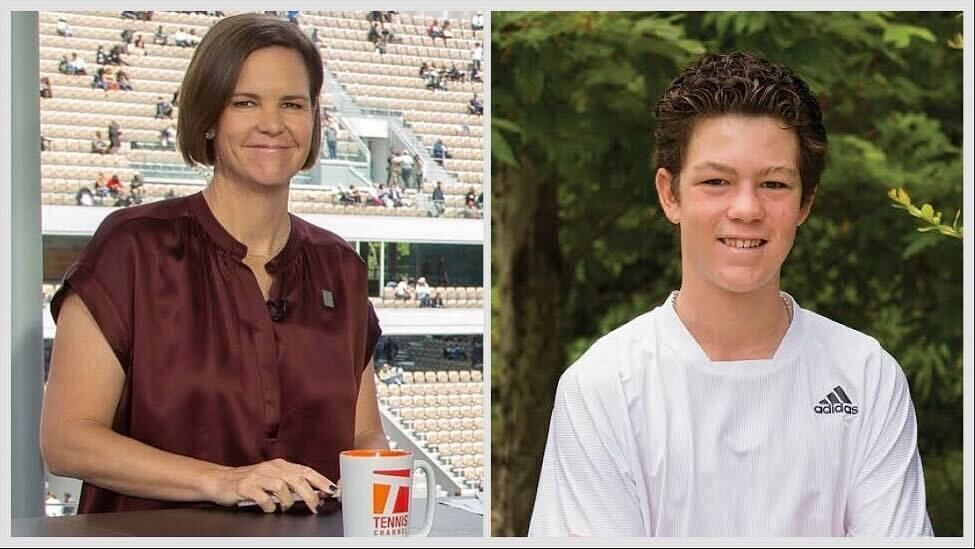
top-left (461, 430), bottom-right (473, 443)
top-left (402, 370), bottom-right (414, 384)
top-left (473, 430), bottom-right (483, 442)
top-left (459, 370), bottom-right (472, 383)
top-left (436, 371), bottom-right (449, 383)
top-left (399, 407), bottom-right (414, 421)
top-left (388, 383), bottom-right (401, 396)
top-left (399, 383), bottom-right (412, 396)
top-left (424, 371), bottom-right (437, 384)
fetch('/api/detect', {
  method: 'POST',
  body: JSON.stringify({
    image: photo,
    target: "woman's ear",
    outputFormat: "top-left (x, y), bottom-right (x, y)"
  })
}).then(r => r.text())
top-left (655, 168), bottom-right (681, 224)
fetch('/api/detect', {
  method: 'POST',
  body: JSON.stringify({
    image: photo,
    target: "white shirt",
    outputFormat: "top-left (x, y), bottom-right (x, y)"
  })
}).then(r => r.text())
top-left (529, 292), bottom-right (932, 537)
top-left (472, 46), bottom-right (482, 61)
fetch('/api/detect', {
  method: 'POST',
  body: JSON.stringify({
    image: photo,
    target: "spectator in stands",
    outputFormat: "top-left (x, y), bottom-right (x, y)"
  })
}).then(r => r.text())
top-left (153, 25), bottom-right (168, 46)
top-left (432, 181), bottom-right (446, 217)
top-left (187, 29), bottom-right (202, 46)
top-left (469, 93), bottom-right (483, 116)
top-left (388, 181), bottom-right (404, 207)
top-left (465, 187), bottom-right (477, 209)
top-left (41, 13), bottom-right (385, 516)
top-left (46, 491), bottom-right (63, 517)
top-left (441, 20), bottom-right (454, 44)
top-left (106, 174), bottom-right (124, 197)
top-left (160, 124), bottom-right (177, 148)
top-left (470, 66), bottom-right (483, 83)
top-left (432, 139), bottom-right (450, 166)
top-left (471, 42), bottom-right (482, 72)
top-left (101, 67), bottom-right (120, 91)
top-left (120, 11), bottom-right (139, 20)
top-left (133, 33), bottom-right (145, 52)
top-left (413, 154), bottom-right (424, 187)
top-left (109, 45), bottom-right (129, 65)
top-left (93, 172), bottom-right (109, 201)
top-left (41, 135), bottom-right (52, 152)
top-left (155, 96), bottom-right (174, 118)
top-left (394, 277), bottom-right (413, 301)
top-left (107, 121), bottom-right (122, 154)
top-left (57, 55), bottom-right (71, 74)
top-left (446, 64), bottom-right (465, 82)
top-left (91, 68), bottom-right (107, 90)
top-left (95, 45), bottom-right (108, 65)
top-left (116, 70), bottom-right (133, 91)
top-left (129, 174), bottom-right (145, 205)
top-left (90, 131), bottom-right (110, 154)
top-left (121, 28), bottom-right (133, 44)
top-left (377, 363), bottom-right (404, 385)
top-left (56, 17), bottom-right (72, 37)
top-left (287, 11), bottom-right (301, 25)
top-left (398, 151), bottom-right (415, 188)
top-left (471, 11), bottom-right (484, 31)
top-left (68, 53), bottom-right (87, 75)
top-left (76, 185), bottom-right (95, 206)
top-left (173, 28), bottom-right (192, 47)
top-left (374, 35), bottom-right (388, 56)
top-left (337, 186), bottom-right (355, 205)
top-left (311, 27), bottom-right (321, 44)
top-left (325, 123), bottom-right (338, 159)
top-left (476, 192), bottom-right (483, 210)
top-left (416, 277), bottom-right (433, 307)
top-left (368, 22), bottom-right (381, 44)
top-left (40, 77), bottom-right (52, 99)
top-left (428, 20), bottom-right (444, 42)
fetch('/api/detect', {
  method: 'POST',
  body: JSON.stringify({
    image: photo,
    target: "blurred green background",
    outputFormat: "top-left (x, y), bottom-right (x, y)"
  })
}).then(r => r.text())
top-left (490, 12), bottom-right (963, 537)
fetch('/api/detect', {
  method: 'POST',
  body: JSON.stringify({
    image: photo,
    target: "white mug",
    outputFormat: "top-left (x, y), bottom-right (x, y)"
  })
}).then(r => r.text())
top-left (339, 449), bottom-right (437, 537)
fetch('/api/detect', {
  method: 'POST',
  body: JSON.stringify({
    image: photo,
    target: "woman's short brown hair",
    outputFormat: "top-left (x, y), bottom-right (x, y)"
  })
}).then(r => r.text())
top-left (653, 52), bottom-right (827, 208)
top-left (177, 13), bottom-right (323, 171)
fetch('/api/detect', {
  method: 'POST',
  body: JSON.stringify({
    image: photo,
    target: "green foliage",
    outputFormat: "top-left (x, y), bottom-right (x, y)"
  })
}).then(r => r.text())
top-left (493, 11), bottom-right (963, 536)
top-left (889, 187), bottom-right (963, 239)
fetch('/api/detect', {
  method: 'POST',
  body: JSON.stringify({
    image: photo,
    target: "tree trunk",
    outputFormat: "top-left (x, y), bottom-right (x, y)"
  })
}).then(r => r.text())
top-left (492, 156), bottom-right (565, 536)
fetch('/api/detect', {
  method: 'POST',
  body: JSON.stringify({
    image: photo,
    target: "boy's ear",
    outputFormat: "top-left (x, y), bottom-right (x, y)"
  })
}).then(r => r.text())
top-left (655, 168), bottom-right (681, 224)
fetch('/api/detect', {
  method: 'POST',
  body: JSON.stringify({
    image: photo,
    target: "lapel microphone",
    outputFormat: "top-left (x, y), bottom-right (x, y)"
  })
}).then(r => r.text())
top-left (267, 298), bottom-right (289, 322)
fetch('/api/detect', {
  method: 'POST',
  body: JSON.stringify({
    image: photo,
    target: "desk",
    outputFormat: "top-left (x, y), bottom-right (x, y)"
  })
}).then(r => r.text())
top-left (12, 497), bottom-right (483, 537)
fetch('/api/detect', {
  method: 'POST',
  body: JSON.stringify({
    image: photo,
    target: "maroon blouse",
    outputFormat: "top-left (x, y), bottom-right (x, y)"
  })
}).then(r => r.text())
top-left (51, 191), bottom-right (381, 513)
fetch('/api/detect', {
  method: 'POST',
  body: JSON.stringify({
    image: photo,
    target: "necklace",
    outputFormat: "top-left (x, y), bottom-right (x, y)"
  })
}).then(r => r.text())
top-left (672, 290), bottom-right (794, 323)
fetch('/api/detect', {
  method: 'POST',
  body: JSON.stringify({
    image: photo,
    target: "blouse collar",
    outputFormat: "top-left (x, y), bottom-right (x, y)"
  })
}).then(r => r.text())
top-left (188, 191), bottom-right (302, 272)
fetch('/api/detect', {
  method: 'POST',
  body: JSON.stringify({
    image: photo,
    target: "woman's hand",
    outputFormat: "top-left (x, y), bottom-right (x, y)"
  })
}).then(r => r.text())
top-left (208, 458), bottom-right (337, 513)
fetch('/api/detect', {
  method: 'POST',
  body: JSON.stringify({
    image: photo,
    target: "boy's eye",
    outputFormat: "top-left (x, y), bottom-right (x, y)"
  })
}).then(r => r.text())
top-left (761, 181), bottom-right (789, 189)
top-left (702, 179), bottom-right (728, 186)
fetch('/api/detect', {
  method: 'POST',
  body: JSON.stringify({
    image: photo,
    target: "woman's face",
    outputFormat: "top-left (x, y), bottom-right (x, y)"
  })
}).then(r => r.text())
top-left (212, 46), bottom-right (314, 190)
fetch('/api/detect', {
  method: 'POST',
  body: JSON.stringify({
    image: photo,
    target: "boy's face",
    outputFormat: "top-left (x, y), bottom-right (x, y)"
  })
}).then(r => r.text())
top-left (655, 115), bottom-right (813, 296)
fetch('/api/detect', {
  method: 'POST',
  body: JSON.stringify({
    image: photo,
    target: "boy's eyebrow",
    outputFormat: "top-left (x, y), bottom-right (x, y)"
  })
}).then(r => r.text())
top-left (688, 162), bottom-right (798, 178)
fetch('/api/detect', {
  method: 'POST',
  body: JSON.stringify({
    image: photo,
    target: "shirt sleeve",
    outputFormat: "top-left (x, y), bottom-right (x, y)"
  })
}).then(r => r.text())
top-left (50, 211), bottom-right (142, 371)
top-left (845, 349), bottom-right (933, 536)
top-left (528, 362), bottom-right (645, 537)
top-left (363, 299), bottom-right (381, 368)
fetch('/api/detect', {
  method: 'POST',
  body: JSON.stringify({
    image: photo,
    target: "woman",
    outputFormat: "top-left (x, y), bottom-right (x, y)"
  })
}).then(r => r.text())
top-left (41, 14), bottom-right (385, 515)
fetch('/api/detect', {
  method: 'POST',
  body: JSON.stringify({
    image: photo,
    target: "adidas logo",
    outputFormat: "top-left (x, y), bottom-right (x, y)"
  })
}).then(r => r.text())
top-left (813, 385), bottom-right (859, 415)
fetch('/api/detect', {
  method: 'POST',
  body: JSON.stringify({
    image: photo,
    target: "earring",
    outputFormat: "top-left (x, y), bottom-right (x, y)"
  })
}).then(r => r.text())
top-left (204, 129), bottom-right (215, 140)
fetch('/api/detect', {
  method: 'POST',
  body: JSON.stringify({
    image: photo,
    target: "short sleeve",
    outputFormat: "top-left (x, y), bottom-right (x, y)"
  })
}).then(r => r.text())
top-left (528, 365), bottom-right (645, 537)
top-left (363, 299), bottom-right (381, 368)
top-left (845, 349), bottom-right (933, 536)
top-left (50, 211), bottom-right (142, 370)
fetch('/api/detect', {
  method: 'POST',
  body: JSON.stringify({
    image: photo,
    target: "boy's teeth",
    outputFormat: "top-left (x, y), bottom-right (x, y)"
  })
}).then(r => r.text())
top-left (722, 238), bottom-right (763, 248)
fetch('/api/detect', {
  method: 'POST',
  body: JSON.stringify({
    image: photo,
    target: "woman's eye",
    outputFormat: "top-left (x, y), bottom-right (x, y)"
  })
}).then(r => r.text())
top-left (282, 102), bottom-right (304, 110)
top-left (233, 100), bottom-right (255, 108)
